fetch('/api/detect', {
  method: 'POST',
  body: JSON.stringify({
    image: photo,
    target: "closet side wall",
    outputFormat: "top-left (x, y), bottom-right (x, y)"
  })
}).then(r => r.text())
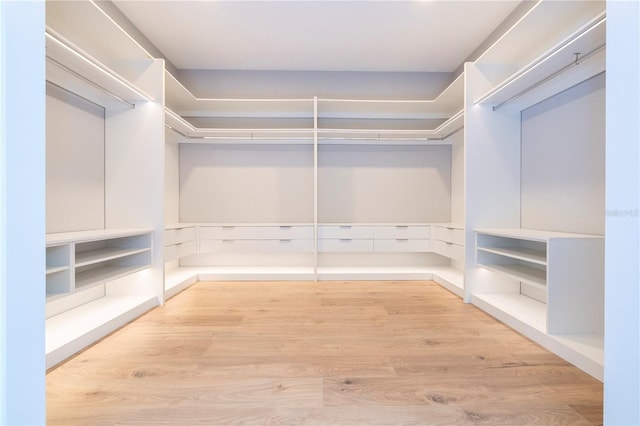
top-left (521, 73), bottom-right (605, 235)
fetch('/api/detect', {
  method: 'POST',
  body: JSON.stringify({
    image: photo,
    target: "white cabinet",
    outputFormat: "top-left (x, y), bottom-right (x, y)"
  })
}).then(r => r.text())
top-left (433, 224), bottom-right (464, 262)
top-left (46, 229), bottom-right (153, 301)
top-left (199, 225), bottom-right (314, 253)
top-left (164, 225), bottom-right (197, 262)
top-left (318, 224), bottom-right (430, 253)
top-left (373, 225), bottom-right (430, 253)
top-left (474, 228), bottom-right (604, 335)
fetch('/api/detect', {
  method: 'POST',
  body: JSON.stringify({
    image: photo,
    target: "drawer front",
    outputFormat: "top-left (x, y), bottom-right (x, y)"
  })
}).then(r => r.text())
top-left (318, 225), bottom-right (374, 239)
top-left (255, 226), bottom-right (313, 240)
top-left (434, 226), bottom-right (464, 245)
top-left (164, 244), bottom-right (178, 262)
top-left (374, 239), bottom-right (430, 253)
top-left (433, 240), bottom-right (464, 261)
top-left (199, 226), bottom-right (257, 240)
top-left (318, 238), bottom-right (374, 253)
top-left (174, 227), bottom-right (196, 244)
top-left (256, 239), bottom-right (313, 253)
top-left (374, 225), bottom-right (429, 240)
top-left (177, 240), bottom-right (197, 258)
top-left (199, 239), bottom-right (257, 253)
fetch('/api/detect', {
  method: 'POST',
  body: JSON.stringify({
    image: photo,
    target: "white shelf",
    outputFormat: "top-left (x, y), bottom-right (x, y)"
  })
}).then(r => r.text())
top-left (165, 71), bottom-right (314, 118)
top-left (478, 263), bottom-right (546, 289)
top-left (475, 227), bottom-right (602, 241)
top-left (472, 293), bottom-right (603, 380)
top-left (317, 75), bottom-right (463, 120)
top-left (47, 228), bottom-right (154, 245)
top-left (474, 0), bottom-right (605, 80)
top-left (473, 292), bottom-right (547, 333)
top-left (75, 265), bottom-right (151, 290)
top-left (475, 13), bottom-right (606, 109)
top-left (46, 295), bottom-right (156, 369)
top-left (45, 30), bottom-right (153, 109)
top-left (477, 246), bottom-right (547, 265)
top-left (46, 1), bottom-right (155, 91)
top-left (75, 247), bottom-right (150, 268)
top-left (46, 266), bottom-right (69, 275)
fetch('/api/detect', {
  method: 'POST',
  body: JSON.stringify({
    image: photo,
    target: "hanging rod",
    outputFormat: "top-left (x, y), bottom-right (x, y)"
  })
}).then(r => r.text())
top-left (492, 43), bottom-right (606, 111)
top-left (46, 56), bottom-right (135, 109)
top-left (474, 13), bottom-right (606, 106)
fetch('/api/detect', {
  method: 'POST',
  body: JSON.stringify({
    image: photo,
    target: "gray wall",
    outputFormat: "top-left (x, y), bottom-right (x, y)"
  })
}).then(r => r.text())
top-left (521, 72), bottom-right (605, 235)
top-left (46, 83), bottom-right (105, 233)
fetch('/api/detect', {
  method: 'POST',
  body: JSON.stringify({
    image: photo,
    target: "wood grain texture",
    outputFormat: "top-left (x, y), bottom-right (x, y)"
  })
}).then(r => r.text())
top-left (47, 280), bottom-right (602, 425)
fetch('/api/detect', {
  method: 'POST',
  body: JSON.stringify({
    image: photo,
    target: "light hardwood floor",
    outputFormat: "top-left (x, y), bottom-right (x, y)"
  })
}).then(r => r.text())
top-left (47, 281), bottom-right (603, 425)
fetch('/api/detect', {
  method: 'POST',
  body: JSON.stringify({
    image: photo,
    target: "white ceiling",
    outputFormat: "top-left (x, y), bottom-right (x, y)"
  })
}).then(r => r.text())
top-left (113, 1), bottom-right (521, 73)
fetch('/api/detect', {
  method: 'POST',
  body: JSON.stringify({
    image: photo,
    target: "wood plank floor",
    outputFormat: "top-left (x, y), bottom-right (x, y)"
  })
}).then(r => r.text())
top-left (46, 281), bottom-right (603, 425)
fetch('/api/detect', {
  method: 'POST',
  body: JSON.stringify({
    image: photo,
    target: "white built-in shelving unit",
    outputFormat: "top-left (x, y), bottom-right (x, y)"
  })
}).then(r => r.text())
top-left (464, 0), bottom-right (606, 380)
top-left (42, 0), bottom-right (608, 382)
top-left (45, 1), bottom-right (165, 368)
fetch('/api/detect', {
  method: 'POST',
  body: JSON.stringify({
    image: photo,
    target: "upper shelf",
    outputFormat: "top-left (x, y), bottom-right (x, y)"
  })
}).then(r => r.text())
top-left (165, 72), bottom-right (315, 118)
top-left (475, 12), bottom-right (606, 110)
top-left (46, 1), bottom-right (155, 93)
top-left (46, 30), bottom-right (154, 108)
top-left (474, 0), bottom-right (605, 83)
top-left (317, 74), bottom-right (463, 120)
top-left (166, 71), bottom-right (464, 121)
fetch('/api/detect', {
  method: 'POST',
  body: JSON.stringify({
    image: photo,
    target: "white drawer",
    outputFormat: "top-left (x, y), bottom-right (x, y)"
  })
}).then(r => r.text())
top-left (164, 240), bottom-right (198, 262)
top-left (257, 239), bottom-right (313, 253)
top-left (374, 239), bottom-right (430, 253)
top-left (318, 225), bottom-right (374, 239)
top-left (434, 226), bottom-right (464, 245)
top-left (255, 226), bottom-right (313, 240)
top-left (433, 239), bottom-right (464, 262)
top-left (374, 225), bottom-right (429, 239)
top-left (165, 227), bottom-right (196, 246)
top-left (199, 239), bottom-right (257, 253)
top-left (318, 238), bottom-right (374, 253)
top-left (177, 240), bottom-right (197, 258)
top-left (164, 244), bottom-right (178, 262)
top-left (199, 226), bottom-right (257, 240)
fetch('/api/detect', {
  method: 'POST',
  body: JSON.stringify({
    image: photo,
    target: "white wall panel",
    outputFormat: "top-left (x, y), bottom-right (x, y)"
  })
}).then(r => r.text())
top-left (180, 144), bottom-right (314, 223)
top-left (449, 128), bottom-right (464, 224)
top-left (318, 145), bottom-right (451, 223)
top-left (165, 128), bottom-right (180, 224)
top-left (46, 83), bottom-right (105, 233)
top-left (521, 73), bottom-right (605, 235)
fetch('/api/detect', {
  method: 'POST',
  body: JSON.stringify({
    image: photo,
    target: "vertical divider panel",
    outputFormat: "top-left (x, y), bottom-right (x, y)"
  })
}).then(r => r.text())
top-left (105, 59), bottom-right (165, 303)
top-left (464, 63), bottom-right (522, 302)
top-left (313, 96), bottom-right (318, 280)
top-left (546, 237), bottom-right (604, 335)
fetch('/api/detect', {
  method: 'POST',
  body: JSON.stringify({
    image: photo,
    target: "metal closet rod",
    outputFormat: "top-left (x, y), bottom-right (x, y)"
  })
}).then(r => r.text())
top-left (492, 43), bottom-right (606, 111)
top-left (46, 56), bottom-right (135, 109)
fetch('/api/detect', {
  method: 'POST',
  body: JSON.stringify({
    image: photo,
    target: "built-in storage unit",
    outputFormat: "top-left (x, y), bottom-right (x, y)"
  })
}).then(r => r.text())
top-left (45, 229), bottom-right (155, 368)
top-left (464, 0), bottom-right (606, 380)
top-left (39, 0), bottom-right (608, 382)
top-left (45, 1), bottom-right (166, 368)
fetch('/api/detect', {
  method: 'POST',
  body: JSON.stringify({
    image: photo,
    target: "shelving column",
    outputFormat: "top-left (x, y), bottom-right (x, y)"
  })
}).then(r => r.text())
top-left (105, 59), bottom-right (166, 302)
top-left (463, 62), bottom-right (521, 302)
